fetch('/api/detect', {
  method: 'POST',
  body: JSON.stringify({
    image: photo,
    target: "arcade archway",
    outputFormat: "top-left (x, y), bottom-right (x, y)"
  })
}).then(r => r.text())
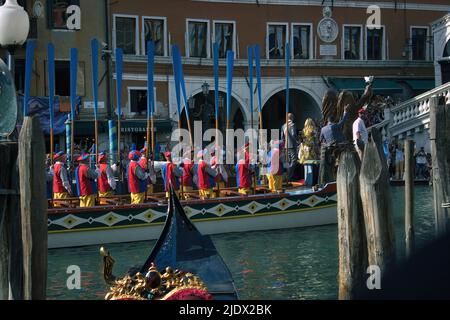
top-left (262, 89), bottom-right (322, 134)
top-left (180, 90), bottom-right (246, 137)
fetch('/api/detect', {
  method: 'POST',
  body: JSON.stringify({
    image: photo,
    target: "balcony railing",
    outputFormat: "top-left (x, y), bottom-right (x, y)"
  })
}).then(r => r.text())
top-left (371, 81), bottom-right (450, 139)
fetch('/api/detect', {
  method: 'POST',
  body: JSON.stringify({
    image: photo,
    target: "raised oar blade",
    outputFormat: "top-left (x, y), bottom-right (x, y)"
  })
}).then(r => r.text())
top-left (141, 186), bottom-right (238, 300)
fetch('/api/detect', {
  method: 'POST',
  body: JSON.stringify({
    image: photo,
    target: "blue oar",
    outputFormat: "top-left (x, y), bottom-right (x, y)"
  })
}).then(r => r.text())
top-left (147, 41), bottom-right (155, 157)
top-left (213, 42), bottom-right (219, 125)
top-left (176, 47), bottom-right (193, 146)
top-left (254, 45), bottom-right (263, 115)
top-left (226, 51), bottom-right (234, 130)
top-left (91, 39), bottom-right (99, 164)
top-left (248, 46), bottom-right (254, 129)
top-left (171, 45), bottom-right (182, 118)
top-left (115, 48), bottom-right (123, 193)
top-left (70, 48), bottom-right (78, 166)
top-left (285, 42), bottom-right (291, 163)
top-left (23, 40), bottom-right (36, 117)
top-left (48, 43), bottom-right (55, 160)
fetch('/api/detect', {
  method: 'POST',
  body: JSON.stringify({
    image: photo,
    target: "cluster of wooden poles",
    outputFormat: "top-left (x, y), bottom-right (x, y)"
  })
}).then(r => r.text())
top-left (337, 96), bottom-right (449, 299)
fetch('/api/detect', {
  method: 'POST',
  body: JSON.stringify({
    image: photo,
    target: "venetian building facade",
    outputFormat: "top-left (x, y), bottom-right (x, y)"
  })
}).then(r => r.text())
top-left (432, 13), bottom-right (450, 86)
top-left (109, 0), bottom-right (449, 148)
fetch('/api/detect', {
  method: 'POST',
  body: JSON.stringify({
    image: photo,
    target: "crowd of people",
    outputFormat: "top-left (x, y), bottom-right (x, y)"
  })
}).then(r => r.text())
top-left (45, 84), bottom-right (431, 208)
top-left (386, 143), bottom-right (432, 181)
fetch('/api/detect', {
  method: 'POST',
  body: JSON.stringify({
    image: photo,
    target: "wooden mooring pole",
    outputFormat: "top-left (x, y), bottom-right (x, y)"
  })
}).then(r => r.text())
top-left (429, 96), bottom-right (450, 237)
top-left (18, 116), bottom-right (48, 300)
top-left (359, 128), bottom-right (396, 276)
top-left (404, 139), bottom-right (415, 258)
top-left (0, 141), bottom-right (22, 300)
top-left (337, 150), bottom-right (368, 300)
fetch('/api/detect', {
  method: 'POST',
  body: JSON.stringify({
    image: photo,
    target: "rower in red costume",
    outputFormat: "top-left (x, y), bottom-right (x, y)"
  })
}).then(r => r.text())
top-left (98, 151), bottom-right (116, 204)
top-left (52, 151), bottom-right (72, 207)
top-left (127, 150), bottom-right (148, 204)
top-left (179, 149), bottom-right (195, 200)
top-left (210, 148), bottom-right (228, 197)
top-left (197, 150), bottom-right (217, 200)
top-left (236, 143), bottom-right (254, 196)
top-left (75, 152), bottom-right (98, 207)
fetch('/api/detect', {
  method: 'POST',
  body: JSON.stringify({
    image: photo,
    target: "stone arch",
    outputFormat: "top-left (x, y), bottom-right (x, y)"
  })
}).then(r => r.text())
top-left (180, 88), bottom-right (247, 135)
top-left (261, 88), bottom-right (322, 133)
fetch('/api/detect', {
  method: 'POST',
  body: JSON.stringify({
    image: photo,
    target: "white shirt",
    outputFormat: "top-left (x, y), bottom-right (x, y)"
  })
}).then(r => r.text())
top-left (352, 117), bottom-right (368, 145)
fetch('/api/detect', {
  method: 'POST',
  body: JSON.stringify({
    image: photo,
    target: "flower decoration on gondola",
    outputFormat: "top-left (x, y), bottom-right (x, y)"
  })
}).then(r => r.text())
top-left (101, 247), bottom-right (212, 301)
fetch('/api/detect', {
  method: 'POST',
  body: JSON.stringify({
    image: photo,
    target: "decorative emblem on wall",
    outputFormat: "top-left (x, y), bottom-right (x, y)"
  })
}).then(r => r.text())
top-left (317, 6), bottom-right (339, 43)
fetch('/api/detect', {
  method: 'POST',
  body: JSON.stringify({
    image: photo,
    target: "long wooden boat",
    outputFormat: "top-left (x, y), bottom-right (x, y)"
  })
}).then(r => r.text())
top-left (102, 187), bottom-right (238, 300)
top-left (48, 183), bottom-right (337, 249)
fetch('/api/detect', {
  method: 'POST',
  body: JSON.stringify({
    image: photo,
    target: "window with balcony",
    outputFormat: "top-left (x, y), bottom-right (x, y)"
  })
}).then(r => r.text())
top-left (114, 15), bottom-right (139, 55)
top-left (143, 17), bottom-right (166, 56)
top-left (46, 0), bottom-right (79, 30)
top-left (366, 26), bottom-right (385, 60)
top-left (292, 24), bottom-right (312, 59)
top-left (213, 21), bottom-right (235, 58)
top-left (343, 25), bottom-right (362, 60)
top-left (411, 27), bottom-right (428, 61)
top-left (267, 23), bottom-right (288, 59)
top-left (187, 20), bottom-right (209, 58)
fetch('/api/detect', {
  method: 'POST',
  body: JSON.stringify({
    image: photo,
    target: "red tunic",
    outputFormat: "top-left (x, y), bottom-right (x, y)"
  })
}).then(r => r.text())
top-left (197, 160), bottom-right (211, 190)
top-left (98, 163), bottom-right (111, 193)
top-left (53, 163), bottom-right (66, 193)
top-left (77, 164), bottom-right (94, 196)
top-left (181, 159), bottom-right (194, 187)
top-left (128, 161), bottom-right (141, 194)
top-left (237, 159), bottom-right (252, 189)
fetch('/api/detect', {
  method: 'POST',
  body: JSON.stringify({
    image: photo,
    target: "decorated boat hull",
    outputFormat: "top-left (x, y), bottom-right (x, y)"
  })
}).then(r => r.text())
top-left (48, 183), bottom-right (337, 249)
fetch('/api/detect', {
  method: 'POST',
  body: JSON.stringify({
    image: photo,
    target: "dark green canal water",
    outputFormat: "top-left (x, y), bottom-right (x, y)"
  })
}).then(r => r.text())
top-left (47, 186), bottom-right (435, 300)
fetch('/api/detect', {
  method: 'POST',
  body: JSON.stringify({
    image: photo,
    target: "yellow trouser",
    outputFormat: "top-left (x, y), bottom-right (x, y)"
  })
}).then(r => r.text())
top-left (238, 188), bottom-right (252, 196)
top-left (199, 189), bottom-right (216, 200)
top-left (146, 185), bottom-right (154, 194)
top-left (267, 174), bottom-right (283, 192)
top-left (165, 190), bottom-right (179, 199)
top-left (131, 192), bottom-right (145, 204)
top-left (99, 191), bottom-right (114, 205)
top-left (79, 195), bottom-right (96, 207)
top-left (180, 186), bottom-right (193, 200)
top-left (53, 192), bottom-right (69, 207)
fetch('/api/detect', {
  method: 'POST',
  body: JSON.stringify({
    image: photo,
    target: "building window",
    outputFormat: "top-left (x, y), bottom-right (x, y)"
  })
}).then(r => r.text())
top-left (46, 0), bottom-right (79, 30)
top-left (128, 87), bottom-right (157, 114)
top-left (366, 26), bottom-right (385, 60)
top-left (187, 20), bottom-right (210, 58)
top-left (267, 23), bottom-right (288, 59)
top-left (292, 24), bottom-right (312, 59)
top-left (142, 17), bottom-right (166, 56)
top-left (44, 60), bottom-right (85, 97)
top-left (114, 15), bottom-right (139, 55)
top-left (213, 21), bottom-right (235, 58)
top-left (411, 27), bottom-right (428, 61)
top-left (343, 25), bottom-right (362, 60)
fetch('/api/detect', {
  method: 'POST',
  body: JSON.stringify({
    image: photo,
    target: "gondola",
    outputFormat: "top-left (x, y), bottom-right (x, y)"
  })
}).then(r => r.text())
top-left (101, 185), bottom-right (239, 300)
